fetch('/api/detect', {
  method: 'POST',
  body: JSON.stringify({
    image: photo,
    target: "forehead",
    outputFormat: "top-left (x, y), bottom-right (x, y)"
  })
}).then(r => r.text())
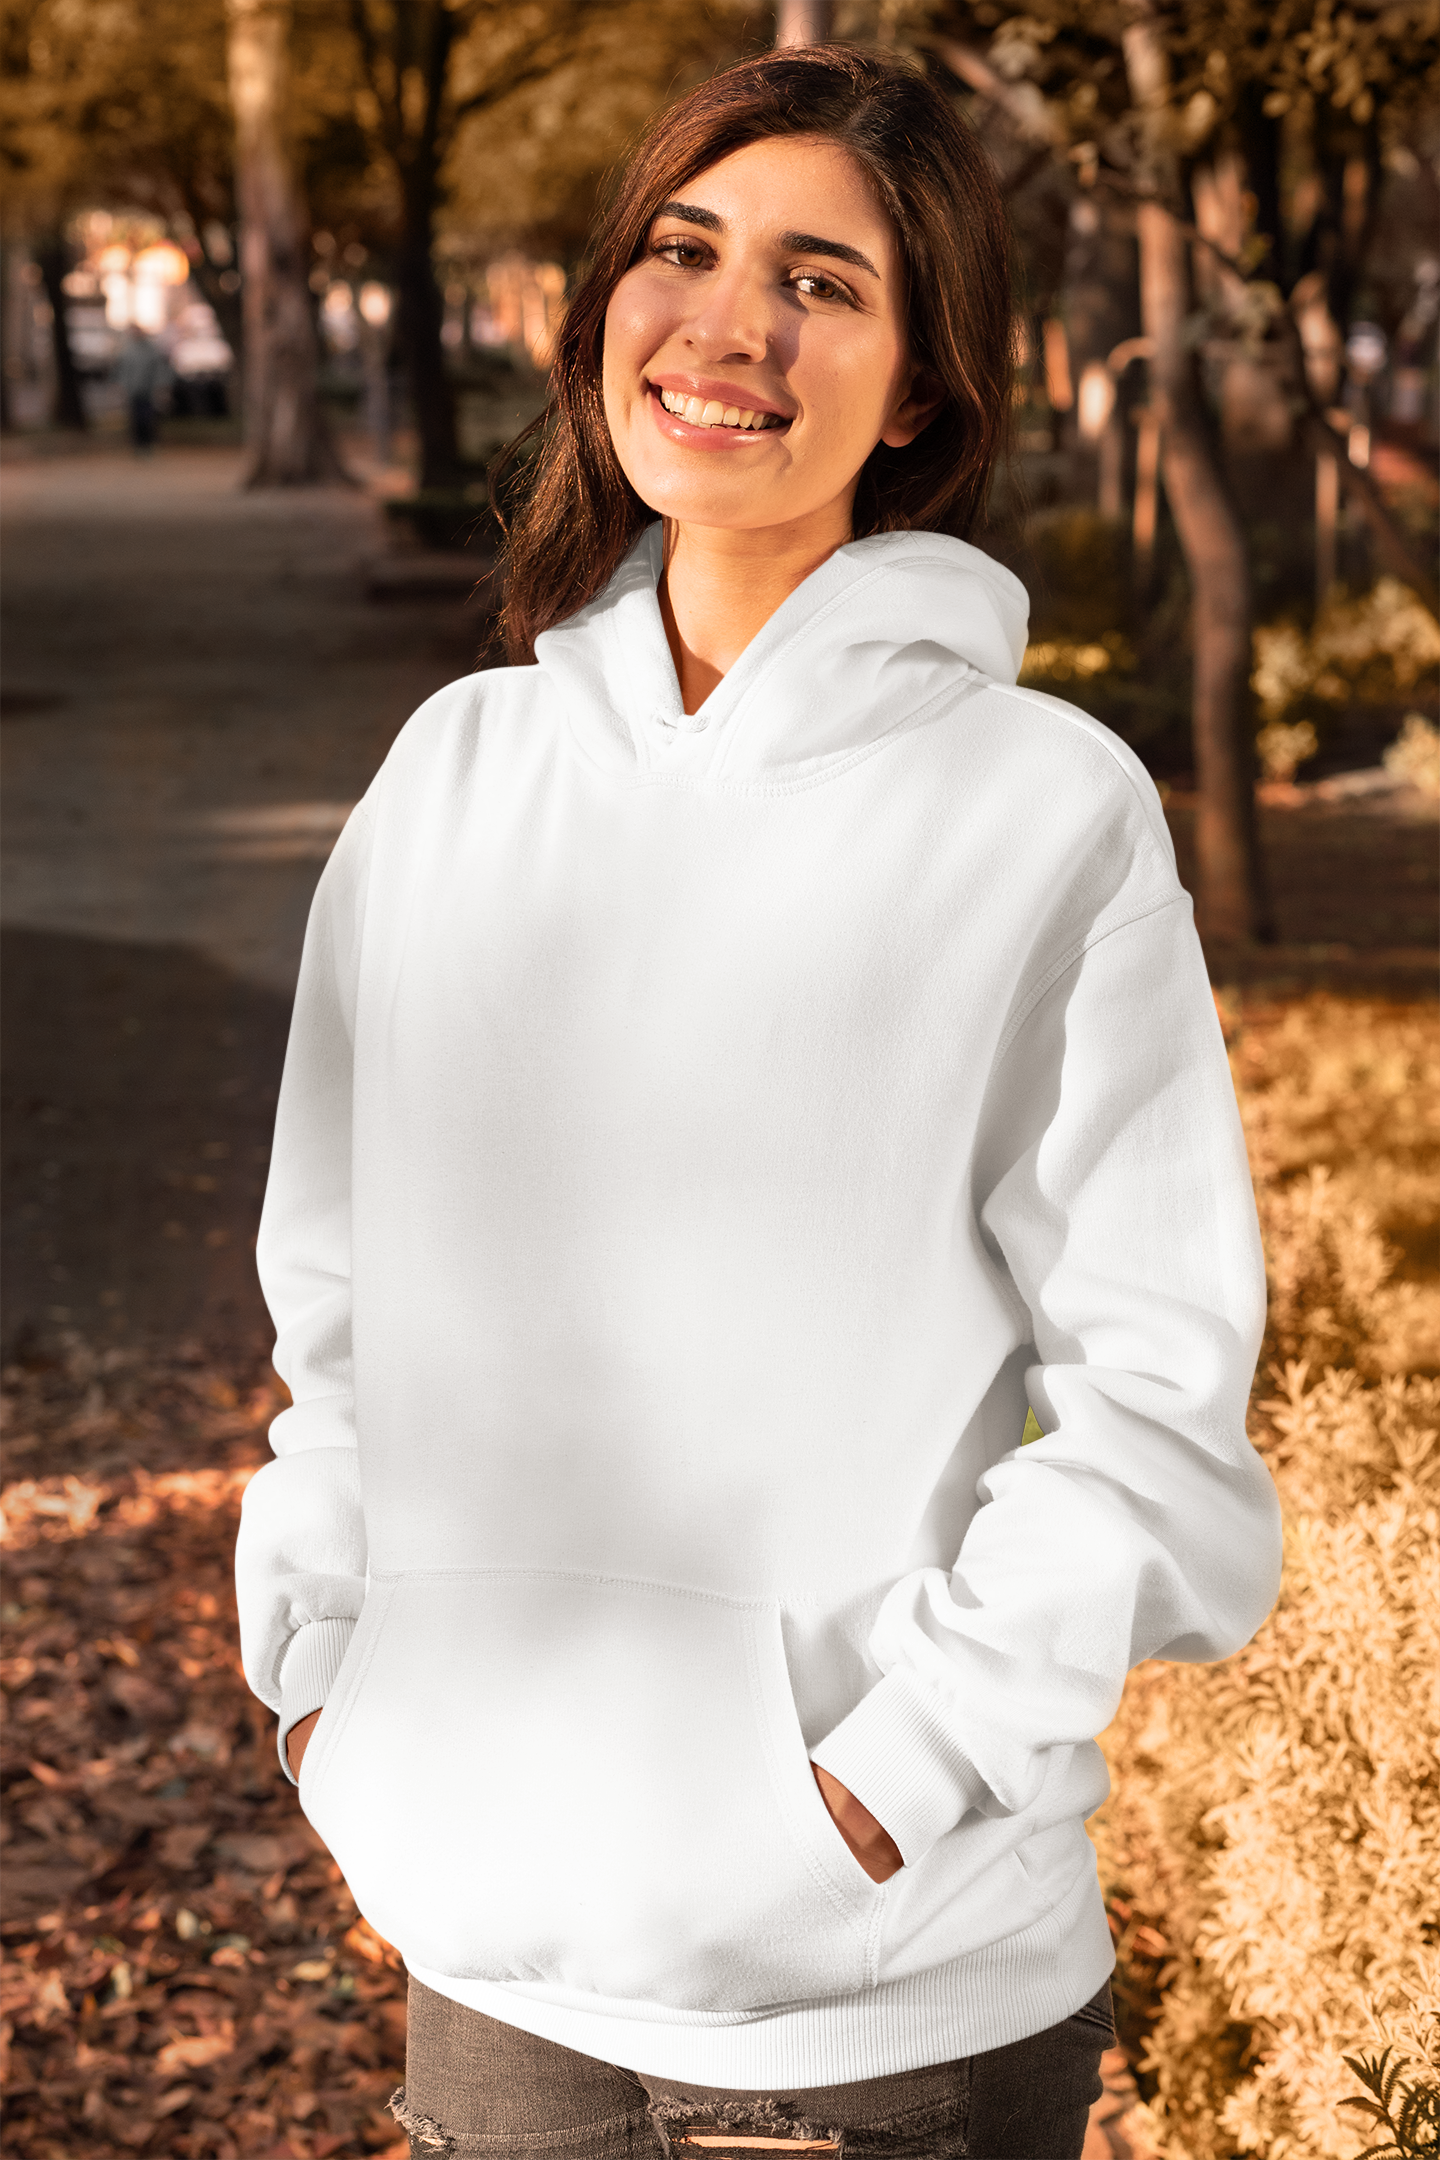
top-left (664, 135), bottom-right (895, 255)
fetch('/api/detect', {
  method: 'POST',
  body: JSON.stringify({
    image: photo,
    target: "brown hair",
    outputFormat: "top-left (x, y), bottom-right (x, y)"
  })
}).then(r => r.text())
top-left (496, 44), bottom-right (1014, 664)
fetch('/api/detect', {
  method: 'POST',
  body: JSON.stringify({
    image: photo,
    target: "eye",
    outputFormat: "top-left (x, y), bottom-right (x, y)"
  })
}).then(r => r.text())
top-left (789, 268), bottom-right (855, 305)
top-left (651, 235), bottom-right (711, 269)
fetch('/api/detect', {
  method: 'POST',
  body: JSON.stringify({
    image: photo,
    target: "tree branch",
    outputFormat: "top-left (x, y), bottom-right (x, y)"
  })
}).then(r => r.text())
top-left (1093, 169), bottom-right (1440, 615)
top-left (346, 0), bottom-right (402, 159)
top-left (929, 33), bottom-right (1065, 144)
top-left (448, 33), bottom-right (578, 122)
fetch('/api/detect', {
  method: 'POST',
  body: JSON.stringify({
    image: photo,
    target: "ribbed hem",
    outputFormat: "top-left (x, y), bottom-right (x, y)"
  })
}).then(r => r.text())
top-left (408, 1856), bottom-right (1113, 2088)
top-left (809, 1666), bottom-right (989, 1866)
top-left (277, 1616), bottom-right (356, 1784)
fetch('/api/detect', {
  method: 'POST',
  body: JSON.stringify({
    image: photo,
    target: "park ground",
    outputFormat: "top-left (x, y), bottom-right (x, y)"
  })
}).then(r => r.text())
top-left (1, 432), bottom-right (1436, 2159)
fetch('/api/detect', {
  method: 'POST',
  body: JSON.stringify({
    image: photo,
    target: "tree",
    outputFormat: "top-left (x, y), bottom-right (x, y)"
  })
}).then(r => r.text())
top-left (777, 0), bottom-right (833, 40)
top-left (912, 0), bottom-right (1440, 943)
top-left (1122, 0), bottom-right (1268, 942)
top-left (34, 230), bottom-right (87, 429)
top-left (327, 1), bottom-right (763, 493)
top-left (227, 0), bottom-right (345, 483)
top-left (1, 0), bottom-right (95, 428)
top-left (0, 0), bottom-right (243, 370)
top-left (438, 1), bottom-right (771, 266)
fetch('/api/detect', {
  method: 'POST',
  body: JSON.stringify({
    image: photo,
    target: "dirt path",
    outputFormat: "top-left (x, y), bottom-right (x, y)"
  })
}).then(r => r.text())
top-left (2, 443), bottom-right (490, 1358)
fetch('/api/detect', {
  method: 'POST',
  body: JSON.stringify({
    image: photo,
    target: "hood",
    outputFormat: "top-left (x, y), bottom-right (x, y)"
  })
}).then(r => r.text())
top-left (533, 523), bottom-right (1029, 782)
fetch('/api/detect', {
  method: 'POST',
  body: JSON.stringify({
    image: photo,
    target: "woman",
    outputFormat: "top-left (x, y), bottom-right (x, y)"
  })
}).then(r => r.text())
top-left (236, 45), bottom-right (1281, 2160)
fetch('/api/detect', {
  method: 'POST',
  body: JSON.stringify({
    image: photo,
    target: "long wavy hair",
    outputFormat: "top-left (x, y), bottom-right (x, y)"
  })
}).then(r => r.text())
top-left (496, 44), bottom-right (1014, 664)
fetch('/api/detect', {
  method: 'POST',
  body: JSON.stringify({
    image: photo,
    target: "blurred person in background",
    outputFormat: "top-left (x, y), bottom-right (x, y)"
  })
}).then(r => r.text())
top-left (115, 322), bottom-right (170, 452)
top-left (235, 46), bottom-right (1283, 2160)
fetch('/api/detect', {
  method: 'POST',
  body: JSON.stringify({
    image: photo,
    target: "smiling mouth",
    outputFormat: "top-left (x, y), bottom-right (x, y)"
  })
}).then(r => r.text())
top-left (654, 386), bottom-right (786, 432)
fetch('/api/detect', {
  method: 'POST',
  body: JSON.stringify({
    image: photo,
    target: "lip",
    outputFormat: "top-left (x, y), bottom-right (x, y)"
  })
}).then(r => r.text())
top-left (643, 378), bottom-right (792, 450)
top-left (647, 374), bottom-right (792, 422)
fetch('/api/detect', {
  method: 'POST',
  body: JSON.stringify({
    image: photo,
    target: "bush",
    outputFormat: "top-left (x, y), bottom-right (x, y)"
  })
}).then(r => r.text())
top-left (1092, 997), bottom-right (1440, 2160)
top-left (1251, 581), bottom-right (1440, 747)
top-left (1384, 715), bottom-right (1440, 802)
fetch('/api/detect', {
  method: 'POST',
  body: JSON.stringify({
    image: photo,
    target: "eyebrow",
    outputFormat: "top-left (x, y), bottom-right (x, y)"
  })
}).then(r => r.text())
top-left (655, 201), bottom-right (880, 279)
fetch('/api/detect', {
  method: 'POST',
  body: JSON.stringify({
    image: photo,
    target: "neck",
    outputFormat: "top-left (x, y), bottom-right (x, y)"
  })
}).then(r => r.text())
top-left (657, 499), bottom-right (855, 714)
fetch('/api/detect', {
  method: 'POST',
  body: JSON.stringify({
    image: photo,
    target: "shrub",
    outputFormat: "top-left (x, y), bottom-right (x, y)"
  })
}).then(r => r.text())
top-left (1251, 581), bottom-right (1440, 735)
top-left (1384, 714), bottom-right (1440, 802)
top-left (1092, 998), bottom-right (1440, 2160)
top-left (1256, 719), bottom-right (1319, 783)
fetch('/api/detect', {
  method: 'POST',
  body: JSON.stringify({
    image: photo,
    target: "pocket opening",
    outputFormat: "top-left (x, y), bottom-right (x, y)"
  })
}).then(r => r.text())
top-left (296, 1569), bottom-right (874, 2012)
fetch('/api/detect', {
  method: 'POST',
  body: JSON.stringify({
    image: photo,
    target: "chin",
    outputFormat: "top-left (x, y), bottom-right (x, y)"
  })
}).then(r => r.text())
top-left (630, 470), bottom-right (771, 529)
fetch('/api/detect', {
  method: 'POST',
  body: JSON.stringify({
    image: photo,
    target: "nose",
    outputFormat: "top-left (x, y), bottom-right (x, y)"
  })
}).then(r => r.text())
top-left (680, 258), bottom-right (772, 367)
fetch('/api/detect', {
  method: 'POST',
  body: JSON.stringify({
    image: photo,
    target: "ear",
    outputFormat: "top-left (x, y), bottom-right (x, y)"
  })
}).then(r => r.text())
top-left (880, 365), bottom-right (945, 449)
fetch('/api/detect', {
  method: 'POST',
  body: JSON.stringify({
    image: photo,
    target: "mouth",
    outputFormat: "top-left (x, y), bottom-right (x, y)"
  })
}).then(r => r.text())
top-left (646, 381), bottom-right (791, 439)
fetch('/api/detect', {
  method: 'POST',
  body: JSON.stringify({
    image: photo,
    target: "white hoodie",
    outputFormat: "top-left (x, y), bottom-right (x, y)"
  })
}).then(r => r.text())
top-left (236, 525), bottom-right (1281, 2087)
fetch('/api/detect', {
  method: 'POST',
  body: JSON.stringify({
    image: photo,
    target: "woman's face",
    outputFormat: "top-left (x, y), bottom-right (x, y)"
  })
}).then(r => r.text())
top-left (602, 135), bottom-right (935, 539)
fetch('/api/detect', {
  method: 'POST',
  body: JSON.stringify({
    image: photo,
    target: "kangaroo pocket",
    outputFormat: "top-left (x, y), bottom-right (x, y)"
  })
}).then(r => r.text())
top-left (299, 1569), bottom-right (881, 2013)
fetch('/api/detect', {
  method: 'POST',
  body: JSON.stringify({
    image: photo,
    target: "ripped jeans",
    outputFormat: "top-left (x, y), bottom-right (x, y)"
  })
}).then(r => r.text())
top-left (390, 1977), bottom-right (1115, 2158)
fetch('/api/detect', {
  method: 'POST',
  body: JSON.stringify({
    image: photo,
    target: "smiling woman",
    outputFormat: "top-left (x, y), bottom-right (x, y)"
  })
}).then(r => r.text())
top-left (497, 46), bottom-right (1014, 678)
top-left (235, 40), bottom-right (1283, 2160)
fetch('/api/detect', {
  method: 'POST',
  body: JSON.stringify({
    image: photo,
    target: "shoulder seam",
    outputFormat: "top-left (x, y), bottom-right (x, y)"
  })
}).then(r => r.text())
top-left (993, 893), bottom-right (1189, 1068)
top-left (985, 679), bottom-right (1174, 860)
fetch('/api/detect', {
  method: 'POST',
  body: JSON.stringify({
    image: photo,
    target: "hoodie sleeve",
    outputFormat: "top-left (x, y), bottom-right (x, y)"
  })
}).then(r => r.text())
top-left (809, 895), bottom-right (1282, 1865)
top-left (235, 800), bottom-right (374, 1782)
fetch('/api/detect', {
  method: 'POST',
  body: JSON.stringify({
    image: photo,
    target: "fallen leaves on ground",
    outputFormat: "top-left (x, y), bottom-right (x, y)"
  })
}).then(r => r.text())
top-left (0, 1336), bottom-right (410, 2160)
top-left (2, 1339), bottom-right (1170, 2160)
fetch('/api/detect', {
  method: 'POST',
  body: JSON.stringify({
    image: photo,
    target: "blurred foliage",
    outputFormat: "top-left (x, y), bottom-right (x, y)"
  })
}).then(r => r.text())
top-left (1252, 580), bottom-right (1440, 736)
top-left (1015, 509), bottom-right (1195, 759)
top-left (1384, 712), bottom-right (1440, 800)
top-left (1256, 717), bottom-right (1319, 781)
top-left (436, 0), bottom-right (770, 258)
top-left (0, 0), bottom-right (770, 262)
top-left (1021, 508), bottom-right (1130, 639)
top-left (911, 0), bottom-right (1440, 164)
top-left (0, 0), bottom-right (232, 234)
top-left (1094, 995), bottom-right (1440, 2159)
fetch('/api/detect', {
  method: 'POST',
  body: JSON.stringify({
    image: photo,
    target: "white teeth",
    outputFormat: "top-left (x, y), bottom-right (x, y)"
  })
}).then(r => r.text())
top-left (656, 387), bottom-right (776, 430)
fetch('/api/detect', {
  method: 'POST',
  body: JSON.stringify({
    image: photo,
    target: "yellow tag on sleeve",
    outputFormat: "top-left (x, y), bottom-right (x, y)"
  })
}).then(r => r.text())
top-left (1021, 1407), bottom-right (1044, 1446)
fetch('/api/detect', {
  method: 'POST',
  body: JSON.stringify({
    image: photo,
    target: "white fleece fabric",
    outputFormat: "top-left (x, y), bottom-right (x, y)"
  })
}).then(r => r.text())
top-left (235, 523), bottom-right (1281, 2087)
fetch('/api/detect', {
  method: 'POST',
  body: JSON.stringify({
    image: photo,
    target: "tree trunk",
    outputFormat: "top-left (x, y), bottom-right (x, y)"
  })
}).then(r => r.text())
top-left (191, 247), bottom-right (245, 376)
top-left (776, 0), bottom-right (833, 45)
top-left (180, 195), bottom-right (245, 365)
top-left (226, 0), bottom-right (344, 485)
top-left (0, 241), bottom-right (13, 434)
top-left (1123, 0), bottom-right (1271, 945)
top-left (393, 1), bottom-right (461, 494)
top-left (398, 166), bottom-right (460, 492)
top-left (36, 238), bottom-right (88, 432)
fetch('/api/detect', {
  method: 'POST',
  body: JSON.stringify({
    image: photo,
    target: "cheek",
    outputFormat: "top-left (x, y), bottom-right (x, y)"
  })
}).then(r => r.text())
top-left (794, 326), bottom-right (908, 454)
top-left (604, 274), bottom-right (668, 395)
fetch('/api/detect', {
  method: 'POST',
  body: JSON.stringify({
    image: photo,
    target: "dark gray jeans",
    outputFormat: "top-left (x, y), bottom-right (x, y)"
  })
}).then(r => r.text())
top-left (392, 1976), bottom-right (1116, 2158)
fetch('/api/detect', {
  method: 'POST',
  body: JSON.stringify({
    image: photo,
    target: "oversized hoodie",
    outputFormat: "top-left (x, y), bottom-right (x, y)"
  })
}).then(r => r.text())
top-left (236, 524), bottom-right (1282, 2088)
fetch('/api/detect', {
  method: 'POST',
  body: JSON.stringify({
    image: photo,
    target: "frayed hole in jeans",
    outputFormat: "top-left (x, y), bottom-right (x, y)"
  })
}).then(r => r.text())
top-left (672, 2140), bottom-right (840, 2153)
top-left (651, 2096), bottom-right (841, 2154)
top-left (388, 2085), bottom-right (456, 2156)
top-left (672, 2139), bottom-right (841, 2152)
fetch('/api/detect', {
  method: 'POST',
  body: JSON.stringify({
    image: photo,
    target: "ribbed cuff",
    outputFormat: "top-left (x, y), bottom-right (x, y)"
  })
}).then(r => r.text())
top-left (277, 1616), bottom-right (356, 1784)
top-left (809, 1664), bottom-right (990, 1867)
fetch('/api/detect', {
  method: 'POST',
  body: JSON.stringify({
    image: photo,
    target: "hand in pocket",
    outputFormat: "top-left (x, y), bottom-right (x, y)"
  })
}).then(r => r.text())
top-left (812, 1763), bottom-right (903, 1882)
top-left (286, 1709), bottom-right (322, 1780)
